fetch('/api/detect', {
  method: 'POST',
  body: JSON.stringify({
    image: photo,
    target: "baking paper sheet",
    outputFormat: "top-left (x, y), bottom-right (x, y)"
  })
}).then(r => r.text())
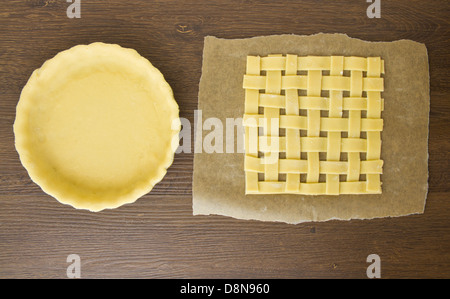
top-left (192, 33), bottom-right (429, 224)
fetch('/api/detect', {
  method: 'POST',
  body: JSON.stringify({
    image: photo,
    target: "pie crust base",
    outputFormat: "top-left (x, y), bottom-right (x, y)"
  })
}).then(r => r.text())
top-left (14, 42), bottom-right (180, 211)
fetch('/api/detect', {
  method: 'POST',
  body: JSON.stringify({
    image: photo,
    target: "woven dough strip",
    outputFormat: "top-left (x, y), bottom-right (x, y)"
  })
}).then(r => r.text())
top-left (243, 55), bottom-right (384, 195)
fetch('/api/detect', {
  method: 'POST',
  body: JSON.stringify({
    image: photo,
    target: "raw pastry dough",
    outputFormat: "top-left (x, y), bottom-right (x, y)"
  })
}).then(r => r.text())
top-left (14, 42), bottom-right (181, 211)
top-left (243, 55), bottom-right (384, 195)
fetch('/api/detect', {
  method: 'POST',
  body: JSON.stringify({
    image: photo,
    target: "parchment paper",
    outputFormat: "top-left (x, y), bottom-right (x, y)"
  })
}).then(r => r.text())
top-left (192, 33), bottom-right (429, 224)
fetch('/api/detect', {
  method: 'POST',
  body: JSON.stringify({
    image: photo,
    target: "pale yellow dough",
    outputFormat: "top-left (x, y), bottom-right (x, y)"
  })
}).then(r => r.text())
top-left (14, 43), bottom-right (181, 211)
top-left (243, 55), bottom-right (384, 195)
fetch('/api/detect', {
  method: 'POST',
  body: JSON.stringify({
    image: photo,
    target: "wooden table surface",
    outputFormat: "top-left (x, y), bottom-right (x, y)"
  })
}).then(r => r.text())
top-left (0, 0), bottom-right (449, 279)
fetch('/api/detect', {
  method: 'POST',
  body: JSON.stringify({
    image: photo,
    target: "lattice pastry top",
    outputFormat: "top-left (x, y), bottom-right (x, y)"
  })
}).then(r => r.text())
top-left (243, 55), bottom-right (384, 195)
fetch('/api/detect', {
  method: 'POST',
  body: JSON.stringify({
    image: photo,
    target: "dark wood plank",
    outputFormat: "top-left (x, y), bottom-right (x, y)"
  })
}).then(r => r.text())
top-left (0, 0), bottom-right (449, 279)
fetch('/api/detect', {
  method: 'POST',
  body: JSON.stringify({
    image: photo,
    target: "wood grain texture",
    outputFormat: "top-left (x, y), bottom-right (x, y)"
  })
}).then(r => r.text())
top-left (0, 0), bottom-right (449, 278)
